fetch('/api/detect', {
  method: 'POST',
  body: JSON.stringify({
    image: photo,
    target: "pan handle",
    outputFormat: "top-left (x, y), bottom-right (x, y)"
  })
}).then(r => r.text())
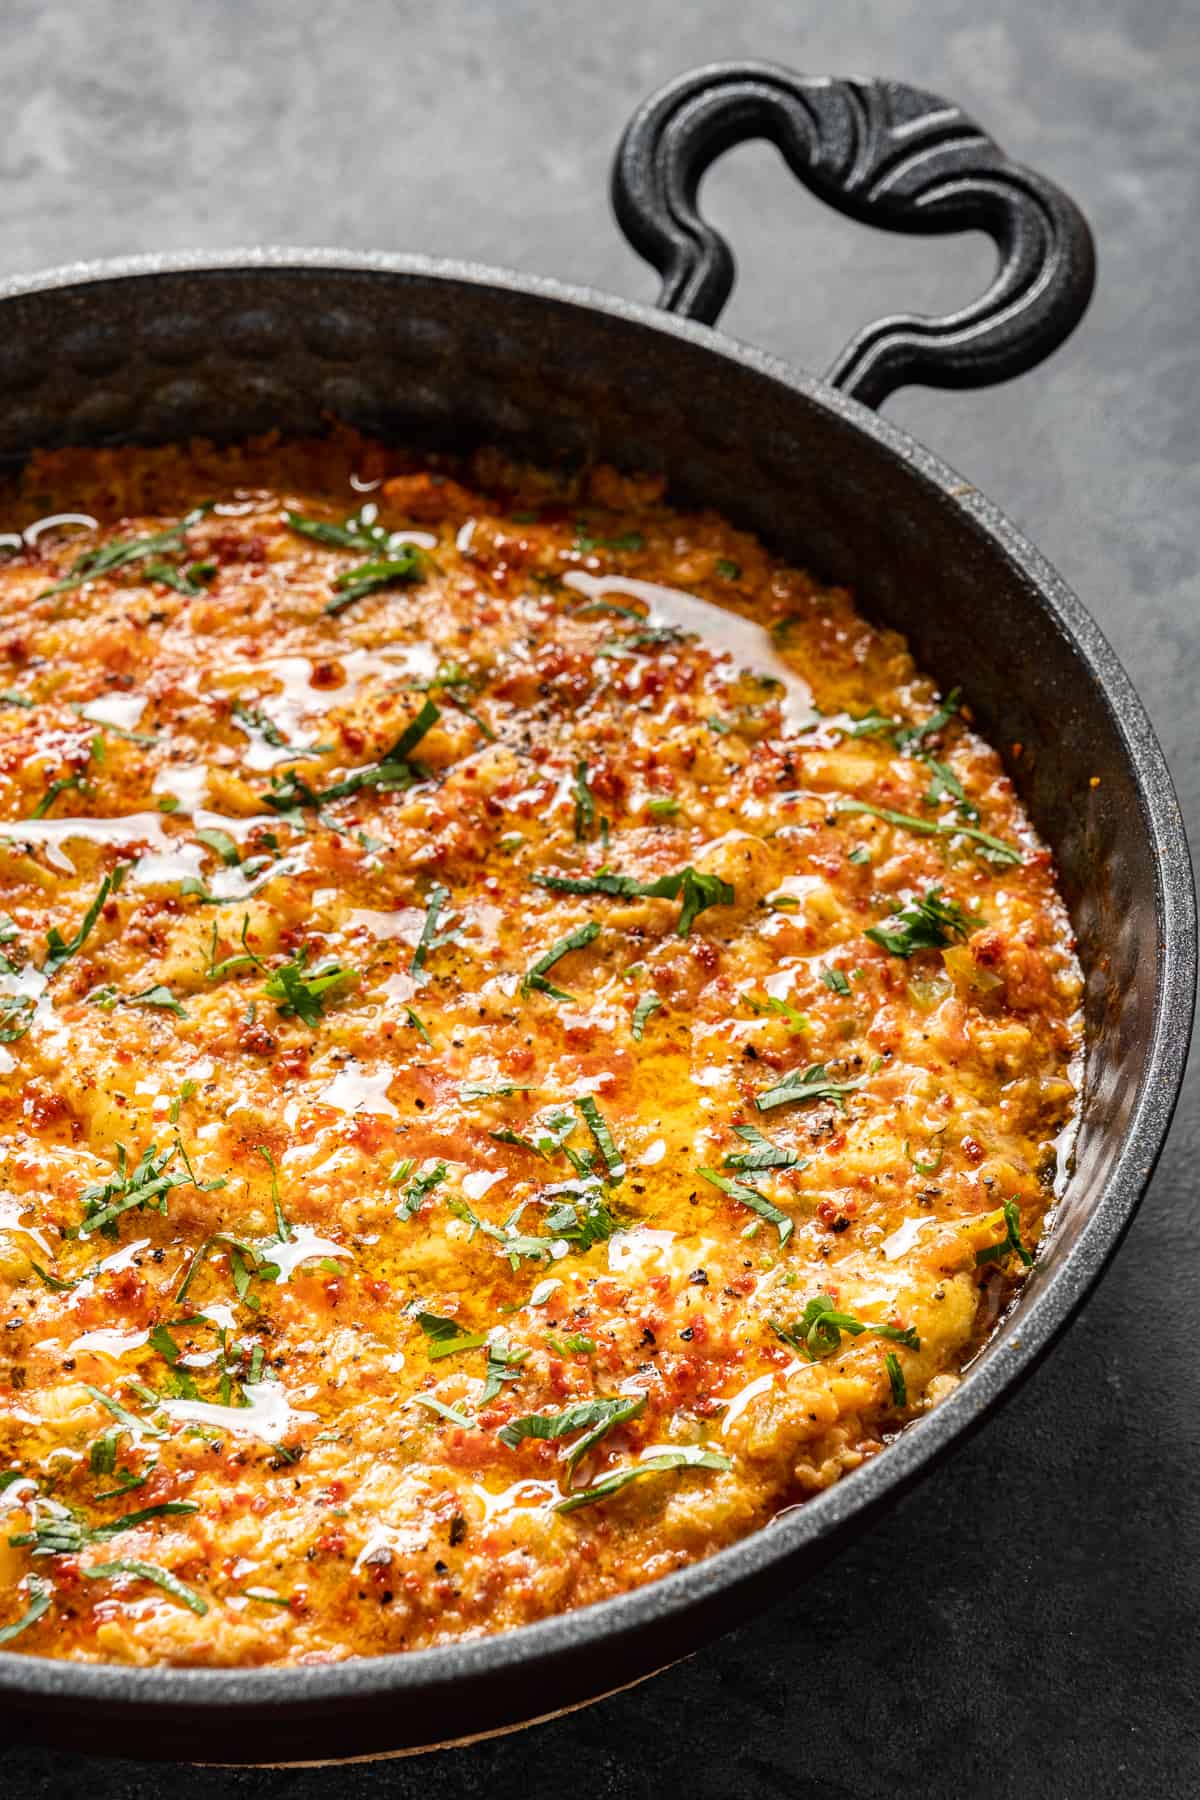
top-left (611, 62), bottom-right (1095, 409)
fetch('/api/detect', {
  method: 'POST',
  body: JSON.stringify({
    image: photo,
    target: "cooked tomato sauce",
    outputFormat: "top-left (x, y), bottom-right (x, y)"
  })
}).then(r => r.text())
top-left (0, 432), bottom-right (1081, 1664)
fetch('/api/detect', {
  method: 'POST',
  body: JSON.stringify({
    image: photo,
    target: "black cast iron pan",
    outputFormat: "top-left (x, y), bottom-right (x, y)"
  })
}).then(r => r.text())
top-left (0, 62), bottom-right (1192, 1766)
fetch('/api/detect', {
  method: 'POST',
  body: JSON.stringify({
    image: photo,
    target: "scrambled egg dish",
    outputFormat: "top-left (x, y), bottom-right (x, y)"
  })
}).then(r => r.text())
top-left (0, 433), bottom-right (1081, 1665)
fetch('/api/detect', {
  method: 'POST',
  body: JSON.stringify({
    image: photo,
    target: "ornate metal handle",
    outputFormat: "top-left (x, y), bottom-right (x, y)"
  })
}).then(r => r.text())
top-left (611, 62), bottom-right (1096, 409)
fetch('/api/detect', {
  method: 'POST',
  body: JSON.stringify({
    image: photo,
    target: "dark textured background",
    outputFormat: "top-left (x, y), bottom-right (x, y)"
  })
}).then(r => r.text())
top-left (1, 1), bottom-right (1196, 1794)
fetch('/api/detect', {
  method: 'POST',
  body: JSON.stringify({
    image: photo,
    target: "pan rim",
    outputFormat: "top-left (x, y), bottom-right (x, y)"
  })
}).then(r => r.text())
top-left (0, 246), bottom-right (1192, 1718)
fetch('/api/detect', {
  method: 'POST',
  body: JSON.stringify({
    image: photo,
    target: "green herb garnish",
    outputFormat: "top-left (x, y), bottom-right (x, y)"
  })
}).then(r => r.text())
top-left (460, 1081), bottom-right (533, 1100)
top-left (480, 1331), bottom-right (529, 1404)
top-left (698, 1166), bottom-right (793, 1246)
top-left (43, 869), bottom-right (117, 974)
top-left (821, 969), bottom-right (851, 997)
top-left (285, 505), bottom-right (426, 614)
top-left (744, 992), bottom-right (809, 1033)
top-left (393, 1161), bottom-right (447, 1221)
top-left (754, 1063), bottom-right (861, 1115)
top-left (32, 770), bottom-right (88, 819)
top-left (0, 993), bottom-right (35, 1042)
top-left (724, 1123), bottom-right (805, 1173)
top-left (0, 1575), bottom-right (52, 1645)
top-left (38, 508), bottom-right (213, 601)
top-left (83, 1559), bottom-right (208, 1616)
top-left (83, 1384), bottom-right (165, 1440)
top-left (263, 699), bottom-right (440, 811)
top-left (572, 761), bottom-right (596, 841)
top-left (555, 1446), bottom-right (730, 1514)
top-left (11, 1500), bottom-right (198, 1558)
top-left (79, 1139), bottom-right (221, 1239)
top-left (974, 1196), bottom-right (1034, 1269)
top-left (631, 992), bottom-right (662, 1041)
top-left (771, 1293), bottom-right (920, 1360)
top-left (87, 983), bottom-right (188, 1019)
top-left (327, 547), bottom-right (424, 615)
top-left (885, 1352), bottom-right (907, 1407)
top-left (263, 948), bottom-right (357, 1027)
top-left (838, 799), bottom-right (1019, 866)
top-left (415, 1311), bottom-right (488, 1361)
top-left (520, 920), bottom-right (601, 1000)
top-left (865, 887), bottom-right (981, 957)
top-left (532, 863), bottom-right (734, 937)
top-left (498, 1395), bottom-right (645, 1473)
top-left (410, 883), bottom-right (457, 984)
top-left (194, 826), bottom-right (241, 866)
top-left (575, 1096), bottom-right (624, 1183)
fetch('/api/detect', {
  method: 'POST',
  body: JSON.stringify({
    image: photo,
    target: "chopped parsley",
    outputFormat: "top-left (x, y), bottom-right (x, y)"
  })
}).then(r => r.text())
top-left (194, 826), bottom-right (241, 866)
top-left (531, 863), bottom-right (734, 937)
top-left (698, 1166), bottom-right (793, 1246)
top-left (328, 548), bottom-right (424, 614)
top-left (631, 992), bottom-right (662, 1040)
top-left (498, 1394), bottom-right (645, 1473)
top-left (43, 868), bottom-right (120, 975)
top-left (393, 1160), bottom-right (447, 1221)
top-left (263, 948), bottom-right (358, 1026)
top-left (38, 508), bottom-right (213, 601)
top-left (415, 1310), bottom-right (488, 1360)
top-left (724, 1123), bottom-right (806, 1173)
top-left (885, 1351), bottom-right (907, 1407)
top-left (480, 1330), bottom-right (529, 1404)
top-left (284, 505), bottom-right (426, 614)
top-left (410, 883), bottom-right (458, 984)
top-left (87, 983), bottom-right (188, 1019)
top-left (744, 991), bottom-right (809, 1032)
top-left (715, 558), bottom-right (741, 580)
top-left (263, 698), bottom-right (440, 810)
top-left (78, 1139), bottom-right (223, 1239)
top-left (771, 1293), bottom-right (920, 1361)
top-left (83, 1559), bottom-right (208, 1616)
top-left (754, 1062), bottom-right (861, 1115)
top-left (0, 993), bottom-right (35, 1042)
top-left (555, 1446), bottom-right (730, 1514)
top-left (975, 1196), bottom-right (1034, 1269)
top-left (572, 761), bottom-right (596, 841)
top-left (520, 920), bottom-right (601, 1000)
top-left (0, 1574), bottom-right (52, 1644)
top-left (821, 969), bottom-right (852, 997)
top-left (575, 1096), bottom-right (624, 1183)
top-left (838, 798), bottom-right (1020, 866)
top-left (865, 887), bottom-right (980, 957)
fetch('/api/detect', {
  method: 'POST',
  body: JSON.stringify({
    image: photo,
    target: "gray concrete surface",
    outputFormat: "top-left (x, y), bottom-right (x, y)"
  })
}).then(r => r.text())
top-left (0, 1), bottom-right (1197, 1794)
